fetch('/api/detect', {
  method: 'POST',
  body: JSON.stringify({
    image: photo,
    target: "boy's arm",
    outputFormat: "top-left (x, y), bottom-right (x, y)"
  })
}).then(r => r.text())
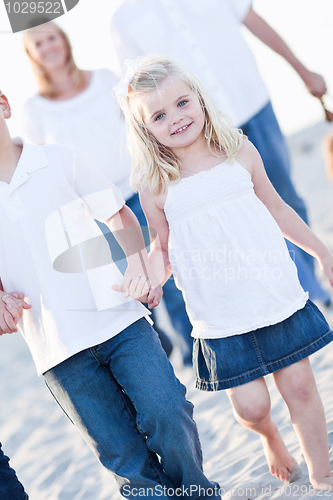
top-left (139, 187), bottom-right (173, 286)
top-left (108, 204), bottom-right (163, 306)
top-left (238, 140), bottom-right (333, 288)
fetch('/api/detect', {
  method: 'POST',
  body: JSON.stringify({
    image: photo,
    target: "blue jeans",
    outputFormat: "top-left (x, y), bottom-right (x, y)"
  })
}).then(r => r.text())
top-left (242, 102), bottom-right (330, 303)
top-left (0, 443), bottom-right (28, 500)
top-left (43, 319), bottom-right (220, 500)
top-left (98, 193), bottom-right (193, 365)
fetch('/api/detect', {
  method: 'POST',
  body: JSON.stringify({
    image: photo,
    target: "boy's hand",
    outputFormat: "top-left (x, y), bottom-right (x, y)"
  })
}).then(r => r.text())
top-left (112, 251), bottom-right (164, 307)
top-left (112, 274), bottom-right (163, 308)
top-left (0, 291), bottom-right (31, 335)
top-left (125, 273), bottom-right (150, 302)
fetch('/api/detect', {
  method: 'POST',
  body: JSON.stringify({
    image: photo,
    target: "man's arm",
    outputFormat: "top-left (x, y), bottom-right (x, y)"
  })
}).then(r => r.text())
top-left (243, 6), bottom-right (327, 97)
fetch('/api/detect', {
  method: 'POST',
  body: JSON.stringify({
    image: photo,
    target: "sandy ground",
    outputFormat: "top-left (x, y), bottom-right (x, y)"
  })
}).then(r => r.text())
top-left (1, 120), bottom-right (333, 499)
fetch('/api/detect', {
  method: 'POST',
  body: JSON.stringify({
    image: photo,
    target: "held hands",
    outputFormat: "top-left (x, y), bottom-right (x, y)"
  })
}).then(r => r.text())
top-left (0, 291), bottom-right (31, 335)
top-left (111, 254), bottom-right (163, 309)
top-left (113, 273), bottom-right (163, 309)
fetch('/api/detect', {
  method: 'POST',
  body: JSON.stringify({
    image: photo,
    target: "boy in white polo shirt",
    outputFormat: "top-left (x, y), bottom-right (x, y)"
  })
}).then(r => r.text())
top-left (0, 92), bottom-right (220, 500)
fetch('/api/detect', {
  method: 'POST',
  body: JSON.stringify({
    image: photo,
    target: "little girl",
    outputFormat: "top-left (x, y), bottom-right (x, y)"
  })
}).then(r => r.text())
top-left (113, 54), bottom-right (333, 490)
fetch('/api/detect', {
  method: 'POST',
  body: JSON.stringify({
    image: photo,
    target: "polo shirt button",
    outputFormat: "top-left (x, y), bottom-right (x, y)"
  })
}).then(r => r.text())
top-left (8, 195), bottom-right (13, 201)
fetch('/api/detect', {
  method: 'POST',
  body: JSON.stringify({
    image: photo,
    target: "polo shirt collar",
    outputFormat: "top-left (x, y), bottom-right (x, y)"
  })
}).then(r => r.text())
top-left (9, 137), bottom-right (49, 194)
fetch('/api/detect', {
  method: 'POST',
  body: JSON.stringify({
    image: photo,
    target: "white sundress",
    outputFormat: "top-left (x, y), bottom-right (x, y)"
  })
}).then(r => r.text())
top-left (163, 160), bottom-right (308, 340)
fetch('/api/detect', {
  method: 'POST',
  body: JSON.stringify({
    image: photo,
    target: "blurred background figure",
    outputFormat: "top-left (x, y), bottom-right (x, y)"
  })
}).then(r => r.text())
top-left (323, 131), bottom-right (333, 183)
top-left (21, 21), bottom-right (193, 365)
top-left (321, 94), bottom-right (333, 183)
top-left (111, 0), bottom-right (332, 306)
top-left (0, 442), bottom-right (28, 500)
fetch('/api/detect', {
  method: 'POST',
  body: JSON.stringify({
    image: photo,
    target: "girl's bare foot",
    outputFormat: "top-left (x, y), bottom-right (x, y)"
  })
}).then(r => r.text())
top-left (261, 423), bottom-right (294, 481)
top-left (312, 476), bottom-right (333, 491)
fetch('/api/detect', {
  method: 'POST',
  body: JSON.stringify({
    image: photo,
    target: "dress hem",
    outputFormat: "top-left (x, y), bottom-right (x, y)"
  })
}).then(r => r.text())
top-left (195, 328), bottom-right (333, 391)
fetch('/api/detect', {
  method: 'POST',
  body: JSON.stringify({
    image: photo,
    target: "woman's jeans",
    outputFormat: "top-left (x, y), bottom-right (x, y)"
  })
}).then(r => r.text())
top-left (242, 101), bottom-right (330, 303)
top-left (0, 443), bottom-right (28, 500)
top-left (43, 319), bottom-right (220, 500)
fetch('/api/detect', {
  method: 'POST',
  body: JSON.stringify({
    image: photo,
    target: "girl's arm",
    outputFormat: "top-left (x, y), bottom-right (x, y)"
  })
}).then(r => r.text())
top-left (237, 140), bottom-right (333, 288)
top-left (139, 187), bottom-right (172, 287)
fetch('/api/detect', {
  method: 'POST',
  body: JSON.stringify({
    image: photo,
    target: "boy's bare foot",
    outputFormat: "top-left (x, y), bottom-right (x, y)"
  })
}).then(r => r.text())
top-left (312, 476), bottom-right (333, 491)
top-left (261, 424), bottom-right (294, 481)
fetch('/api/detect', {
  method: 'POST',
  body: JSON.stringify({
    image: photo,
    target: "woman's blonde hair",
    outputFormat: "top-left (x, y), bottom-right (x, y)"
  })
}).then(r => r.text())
top-left (23, 19), bottom-right (85, 99)
top-left (117, 54), bottom-right (243, 195)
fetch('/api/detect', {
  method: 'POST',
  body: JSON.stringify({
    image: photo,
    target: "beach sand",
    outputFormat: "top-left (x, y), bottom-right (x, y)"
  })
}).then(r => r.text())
top-left (1, 120), bottom-right (333, 499)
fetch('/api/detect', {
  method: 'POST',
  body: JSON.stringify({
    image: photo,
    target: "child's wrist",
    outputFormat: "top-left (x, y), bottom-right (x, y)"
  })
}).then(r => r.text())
top-left (318, 249), bottom-right (332, 264)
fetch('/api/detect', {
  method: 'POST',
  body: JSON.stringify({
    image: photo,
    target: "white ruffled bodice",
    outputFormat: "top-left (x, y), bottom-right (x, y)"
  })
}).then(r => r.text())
top-left (164, 160), bottom-right (308, 338)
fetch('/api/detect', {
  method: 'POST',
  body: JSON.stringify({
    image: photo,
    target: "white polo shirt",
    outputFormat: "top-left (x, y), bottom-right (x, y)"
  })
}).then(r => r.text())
top-left (0, 138), bottom-right (149, 375)
top-left (111, 0), bottom-right (270, 127)
top-left (22, 69), bottom-right (134, 201)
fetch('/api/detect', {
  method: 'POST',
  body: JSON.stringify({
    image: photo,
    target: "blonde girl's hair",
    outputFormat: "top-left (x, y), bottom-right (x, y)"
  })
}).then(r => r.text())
top-left (116, 53), bottom-right (243, 195)
top-left (23, 19), bottom-right (85, 99)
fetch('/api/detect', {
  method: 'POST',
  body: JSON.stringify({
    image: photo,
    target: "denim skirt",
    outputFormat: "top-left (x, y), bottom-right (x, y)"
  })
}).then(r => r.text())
top-left (193, 300), bottom-right (333, 391)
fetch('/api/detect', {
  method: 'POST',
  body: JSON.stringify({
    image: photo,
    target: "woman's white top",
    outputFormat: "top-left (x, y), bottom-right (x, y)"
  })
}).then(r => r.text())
top-left (164, 160), bottom-right (308, 339)
top-left (22, 69), bottom-right (134, 201)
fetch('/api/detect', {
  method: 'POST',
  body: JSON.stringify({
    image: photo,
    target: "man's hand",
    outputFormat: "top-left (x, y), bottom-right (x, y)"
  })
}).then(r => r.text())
top-left (0, 291), bottom-right (31, 335)
top-left (302, 70), bottom-right (327, 98)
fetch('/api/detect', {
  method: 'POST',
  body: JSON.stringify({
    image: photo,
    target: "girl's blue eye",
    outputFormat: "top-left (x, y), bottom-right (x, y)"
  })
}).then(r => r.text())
top-left (155, 113), bottom-right (165, 121)
top-left (178, 100), bottom-right (188, 107)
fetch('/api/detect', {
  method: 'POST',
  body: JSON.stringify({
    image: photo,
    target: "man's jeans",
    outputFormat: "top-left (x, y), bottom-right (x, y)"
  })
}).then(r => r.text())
top-left (0, 443), bottom-right (28, 500)
top-left (44, 319), bottom-right (219, 500)
top-left (242, 101), bottom-right (330, 303)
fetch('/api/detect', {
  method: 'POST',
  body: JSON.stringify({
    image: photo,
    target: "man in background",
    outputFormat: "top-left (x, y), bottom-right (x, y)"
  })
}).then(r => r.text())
top-left (111, 0), bottom-right (331, 306)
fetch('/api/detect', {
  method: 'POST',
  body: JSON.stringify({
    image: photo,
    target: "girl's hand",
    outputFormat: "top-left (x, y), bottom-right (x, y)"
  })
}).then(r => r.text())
top-left (147, 284), bottom-right (163, 309)
top-left (318, 252), bottom-right (333, 289)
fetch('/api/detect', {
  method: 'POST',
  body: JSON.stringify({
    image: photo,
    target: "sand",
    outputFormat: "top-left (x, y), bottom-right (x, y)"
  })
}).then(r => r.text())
top-left (1, 120), bottom-right (333, 499)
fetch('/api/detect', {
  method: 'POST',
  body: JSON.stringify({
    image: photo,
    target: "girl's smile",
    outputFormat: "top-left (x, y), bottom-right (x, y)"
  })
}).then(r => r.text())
top-left (171, 122), bottom-right (193, 135)
top-left (140, 77), bottom-right (205, 155)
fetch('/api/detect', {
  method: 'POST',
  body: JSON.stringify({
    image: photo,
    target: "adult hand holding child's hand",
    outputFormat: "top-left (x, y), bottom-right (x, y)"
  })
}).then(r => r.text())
top-left (0, 291), bottom-right (31, 334)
